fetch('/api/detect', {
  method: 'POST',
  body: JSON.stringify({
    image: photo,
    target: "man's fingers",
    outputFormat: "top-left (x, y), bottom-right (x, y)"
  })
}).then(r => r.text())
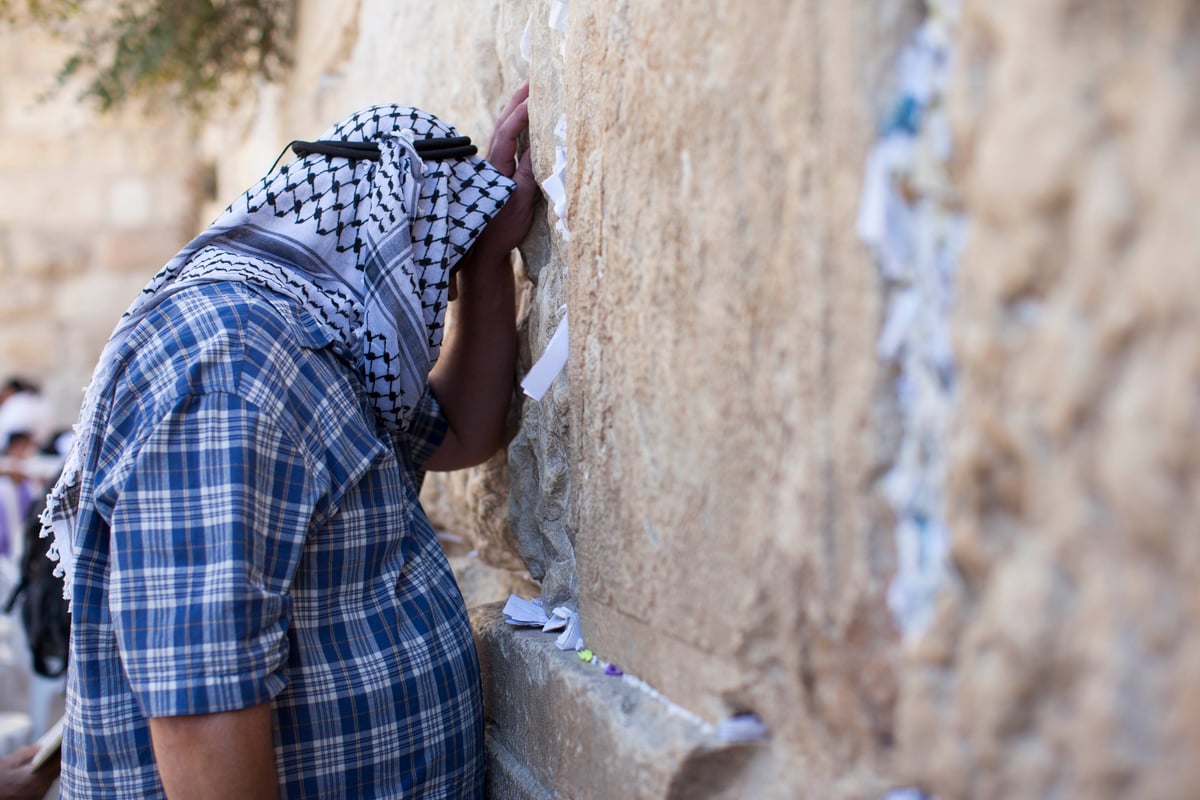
top-left (488, 100), bottom-right (529, 176)
top-left (515, 148), bottom-right (534, 188)
top-left (7, 744), bottom-right (38, 767)
top-left (500, 100), bottom-right (530, 145)
top-left (494, 81), bottom-right (530, 130)
top-left (488, 82), bottom-right (529, 155)
top-left (486, 82), bottom-right (531, 174)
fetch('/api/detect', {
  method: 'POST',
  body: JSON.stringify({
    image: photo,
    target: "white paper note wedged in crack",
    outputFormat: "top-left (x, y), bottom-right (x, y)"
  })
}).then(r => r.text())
top-left (521, 312), bottom-right (569, 401)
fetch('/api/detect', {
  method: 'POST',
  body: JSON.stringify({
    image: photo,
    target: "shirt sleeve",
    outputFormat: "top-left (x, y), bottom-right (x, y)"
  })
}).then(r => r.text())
top-left (107, 391), bottom-right (319, 718)
top-left (397, 384), bottom-right (449, 468)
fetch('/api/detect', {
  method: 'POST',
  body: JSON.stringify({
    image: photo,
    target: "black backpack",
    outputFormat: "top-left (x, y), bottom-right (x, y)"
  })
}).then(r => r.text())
top-left (3, 487), bottom-right (69, 678)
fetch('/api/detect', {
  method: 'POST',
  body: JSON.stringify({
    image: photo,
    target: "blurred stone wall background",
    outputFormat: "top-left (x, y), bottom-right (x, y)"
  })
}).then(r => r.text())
top-left (0, 0), bottom-right (1197, 798)
top-left (901, 3), bottom-right (1200, 798)
top-left (0, 26), bottom-right (196, 426)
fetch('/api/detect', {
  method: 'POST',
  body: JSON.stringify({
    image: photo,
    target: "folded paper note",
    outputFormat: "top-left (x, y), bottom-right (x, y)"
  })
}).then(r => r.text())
top-left (502, 594), bottom-right (549, 627)
top-left (554, 607), bottom-right (584, 651)
top-left (520, 14), bottom-right (533, 63)
top-left (521, 312), bottom-right (569, 401)
top-left (542, 606), bottom-right (573, 633)
top-left (715, 714), bottom-right (769, 743)
top-left (539, 119), bottom-right (572, 242)
top-left (549, 0), bottom-right (569, 33)
top-left (31, 714), bottom-right (65, 770)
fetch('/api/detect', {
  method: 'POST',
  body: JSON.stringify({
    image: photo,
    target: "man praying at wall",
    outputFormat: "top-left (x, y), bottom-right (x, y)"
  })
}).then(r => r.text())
top-left (42, 83), bottom-right (535, 799)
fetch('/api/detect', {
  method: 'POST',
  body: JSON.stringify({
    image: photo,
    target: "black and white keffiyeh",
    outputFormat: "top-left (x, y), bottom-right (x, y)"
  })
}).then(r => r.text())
top-left (44, 105), bottom-right (515, 600)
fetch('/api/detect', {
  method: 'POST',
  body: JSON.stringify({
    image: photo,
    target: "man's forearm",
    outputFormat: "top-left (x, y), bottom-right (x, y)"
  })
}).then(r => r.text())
top-left (426, 246), bottom-right (517, 470)
top-left (148, 703), bottom-right (278, 800)
top-left (425, 82), bottom-right (531, 471)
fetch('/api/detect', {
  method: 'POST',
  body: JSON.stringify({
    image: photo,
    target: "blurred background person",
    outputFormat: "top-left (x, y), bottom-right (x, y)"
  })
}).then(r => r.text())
top-left (0, 432), bottom-right (38, 598)
top-left (0, 382), bottom-right (52, 458)
top-left (0, 743), bottom-right (58, 800)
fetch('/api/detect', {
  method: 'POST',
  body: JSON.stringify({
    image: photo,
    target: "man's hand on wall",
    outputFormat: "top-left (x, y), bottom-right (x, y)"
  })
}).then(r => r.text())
top-left (425, 81), bottom-right (534, 471)
top-left (476, 80), bottom-right (536, 261)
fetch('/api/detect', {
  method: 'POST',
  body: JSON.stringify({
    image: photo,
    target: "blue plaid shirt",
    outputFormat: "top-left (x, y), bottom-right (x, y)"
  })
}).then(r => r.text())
top-left (60, 281), bottom-right (484, 798)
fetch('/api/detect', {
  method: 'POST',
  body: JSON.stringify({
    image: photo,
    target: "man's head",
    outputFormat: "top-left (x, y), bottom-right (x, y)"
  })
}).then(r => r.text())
top-left (4, 430), bottom-right (35, 458)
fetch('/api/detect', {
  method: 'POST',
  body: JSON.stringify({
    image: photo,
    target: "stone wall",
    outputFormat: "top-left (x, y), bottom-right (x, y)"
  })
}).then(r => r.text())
top-left (900, 2), bottom-right (1200, 798)
top-left (564, 1), bottom-right (917, 795)
top-left (2, 1), bottom-right (1198, 798)
top-left (0, 27), bottom-right (197, 426)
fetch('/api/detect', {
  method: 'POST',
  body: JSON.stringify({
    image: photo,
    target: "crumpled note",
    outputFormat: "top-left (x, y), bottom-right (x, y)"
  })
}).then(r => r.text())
top-left (521, 311), bottom-right (569, 401)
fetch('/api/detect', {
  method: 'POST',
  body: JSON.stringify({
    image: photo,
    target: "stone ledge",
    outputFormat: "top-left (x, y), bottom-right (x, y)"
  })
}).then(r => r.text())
top-left (485, 727), bottom-right (555, 800)
top-left (470, 603), bottom-right (766, 800)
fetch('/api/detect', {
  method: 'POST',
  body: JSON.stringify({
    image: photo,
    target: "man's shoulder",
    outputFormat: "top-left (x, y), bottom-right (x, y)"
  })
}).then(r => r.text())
top-left (109, 282), bottom-right (347, 422)
top-left (110, 281), bottom-right (377, 464)
top-left (135, 280), bottom-right (325, 356)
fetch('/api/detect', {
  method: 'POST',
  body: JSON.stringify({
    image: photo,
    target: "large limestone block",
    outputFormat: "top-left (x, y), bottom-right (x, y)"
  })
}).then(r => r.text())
top-left (2, 229), bottom-right (88, 280)
top-left (472, 604), bottom-right (788, 800)
top-left (0, 321), bottom-right (57, 371)
top-left (508, 364), bottom-right (575, 606)
top-left (899, 2), bottom-right (1200, 798)
top-left (92, 227), bottom-right (191, 274)
top-left (0, 171), bottom-right (107, 228)
top-left (563, 0), bottom-right (912, 794)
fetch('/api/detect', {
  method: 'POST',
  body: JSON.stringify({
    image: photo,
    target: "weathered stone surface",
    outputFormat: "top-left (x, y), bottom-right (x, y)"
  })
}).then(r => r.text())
top-left (564, 1), bottom-right (910, 794)
top-left (484, 729), bottom-right (554, 800)
top-left (505, 11), bottom-right (576, 606)
top-left (422, 452), bottom-right (527, 574)
top-left (444, 554), bottom-right (539, 613)
top-left (436, 521), bottom-right (538, 612)
top-left (507, 372), bottom-right (575, 608)
top-left (92, 227), bottom-right (190, 274)
top-left (898, 3), bottom-right (1200, 798)
top-left (4, 229), bottom-right (88, 280)
top-left (471, 603), bottom-right (780, 800)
